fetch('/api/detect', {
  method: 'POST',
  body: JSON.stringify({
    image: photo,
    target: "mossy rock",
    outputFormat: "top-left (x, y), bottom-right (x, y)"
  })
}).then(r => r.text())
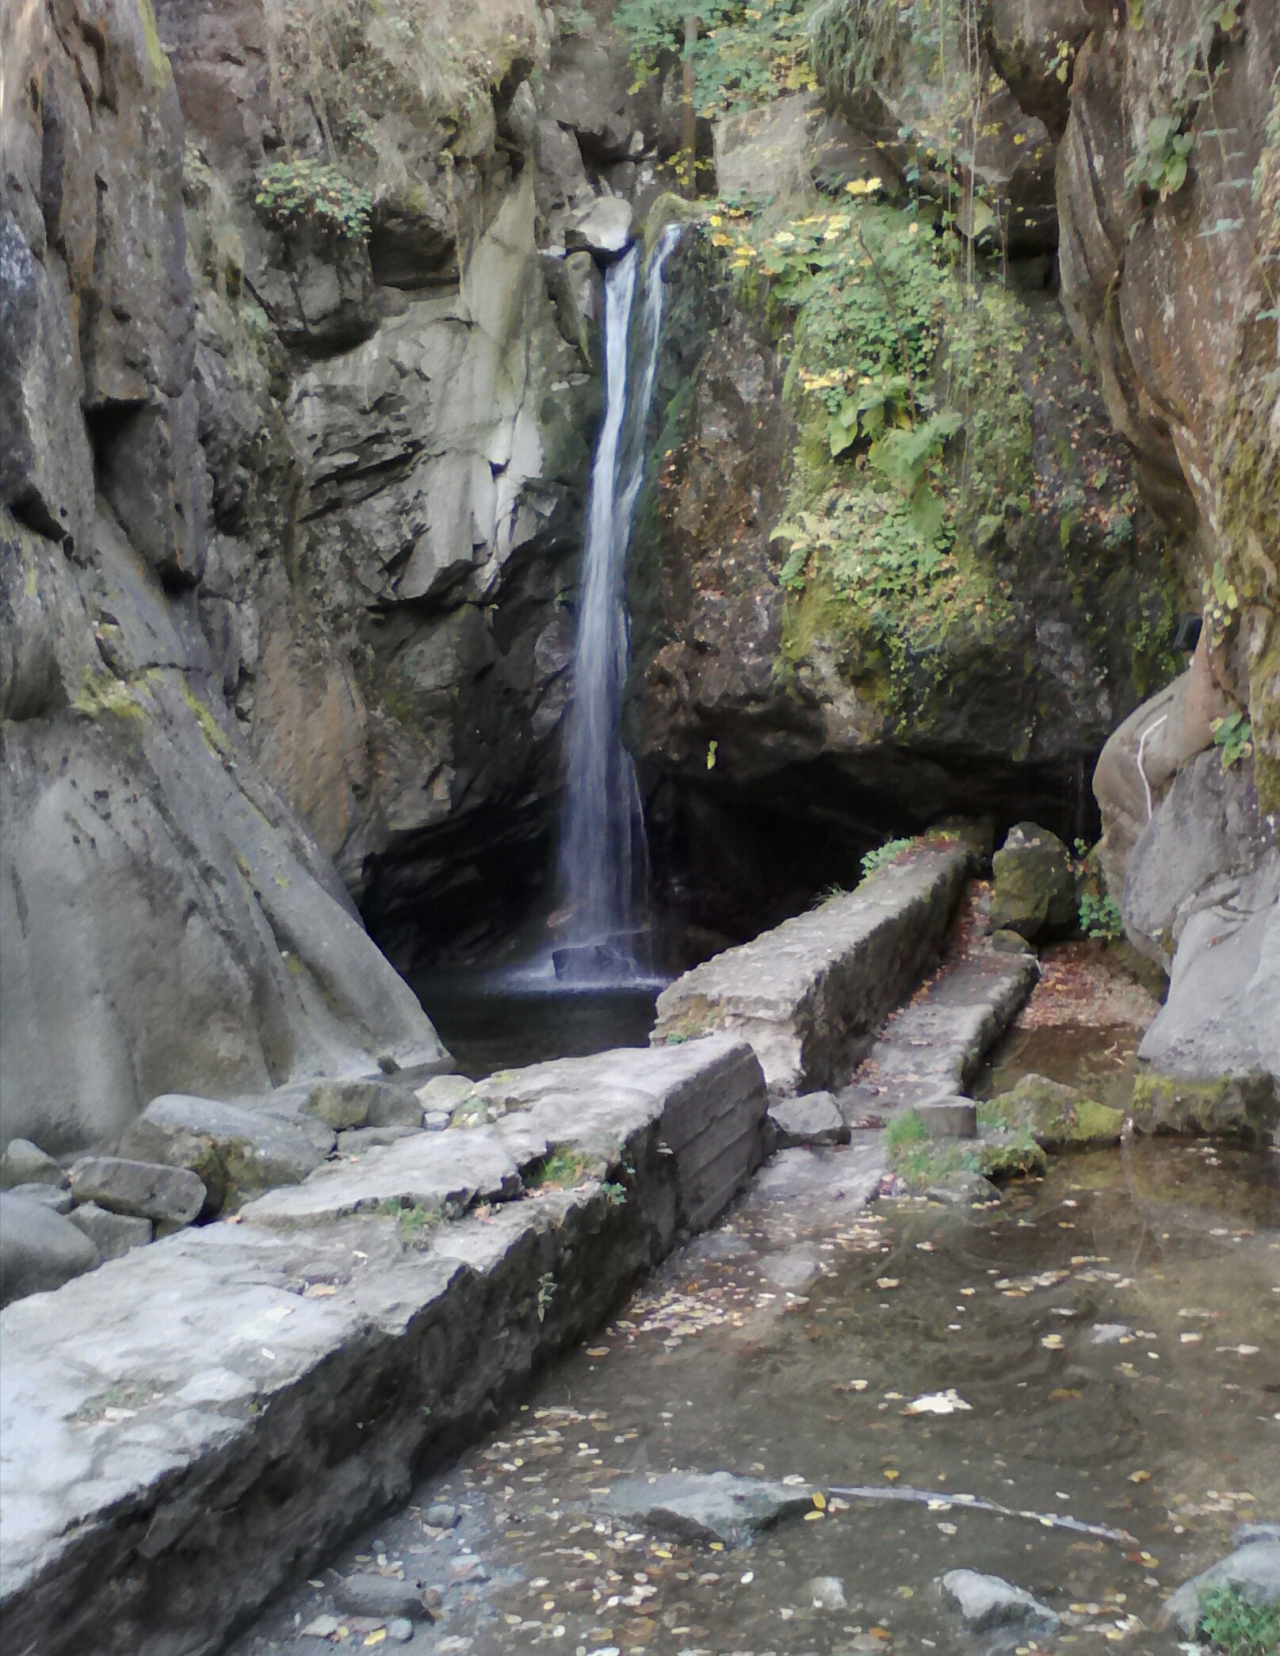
top-left (990, 822), bottom-right (1078, 940)
top-left (979, 1073), bottom-right (1124, 1150)
top-left (1130, 1071), bottom-right (1280, 1141)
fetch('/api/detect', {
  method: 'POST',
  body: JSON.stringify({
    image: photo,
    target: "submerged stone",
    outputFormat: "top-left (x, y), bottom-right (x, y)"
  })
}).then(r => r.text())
top-left (598, 1470), bottom-right (815, 1546)
top-left (941, 1569), bottom-right (1060, 1634)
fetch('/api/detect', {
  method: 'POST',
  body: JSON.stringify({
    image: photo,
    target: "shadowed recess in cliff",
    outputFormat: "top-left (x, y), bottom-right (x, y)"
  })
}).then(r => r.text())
top-left (551, 226), bottom-right (682, 984)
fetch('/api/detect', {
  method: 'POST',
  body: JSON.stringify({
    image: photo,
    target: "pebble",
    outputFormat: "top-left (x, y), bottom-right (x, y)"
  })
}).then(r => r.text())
top-left (807, 1574), bottom-right (848, 1609)
top-left (425, 1502), bottom-right (460, 1529)
top-left (387, 1618), bottom-right (414, 1643)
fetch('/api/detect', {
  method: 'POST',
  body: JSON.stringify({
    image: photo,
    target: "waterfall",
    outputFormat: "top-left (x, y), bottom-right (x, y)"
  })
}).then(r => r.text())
top-left (553, 226), bottom-right (681, 983)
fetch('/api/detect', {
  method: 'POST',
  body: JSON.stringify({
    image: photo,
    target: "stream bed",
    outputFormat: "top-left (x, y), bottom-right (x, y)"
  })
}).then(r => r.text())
top-left (231, 1133), bottom-right (1279, 1656)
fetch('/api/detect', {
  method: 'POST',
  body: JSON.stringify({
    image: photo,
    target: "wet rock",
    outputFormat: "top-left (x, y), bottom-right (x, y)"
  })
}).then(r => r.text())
top-left (119, 1094), bottom-right (336, 1215)
top-left (807, 1575), bottom-right (848, 1609)
top-left (927, 1169), bottom-right (1001, 1206)
top-left (1160, 1541), bottom-right (1280, 1634)
top-left (1236, 1523), bottom-right (1280, 1546)
top-left (334, 1573), bottom-right (430, 1621)
top-left (387, 1620), bottom-right (414, 1644)
top-left (769, 1092), bottom-right (849, 1148)
top-left (760, 1249), bottom-right (821, 1290)
top-left (990, 823), bottom-right (1078, 941)
top-left (0, 1140), bottom-right (66, 1190)
top-left (68, 1157), bottom-right (205, 1228)
top-left (424, 1503), bottom-right (460, 1530)
top-left (0, 1193), bottom-right (100, 1306)
top-left (4, 1184), bottom-right (73, 1214)
top-left (66, 1202), bottom-right (153, 1261)
top-left (990, 928), bottom-right (1036, 955)
top-left (981, 1073), bottom-right (1124, 1149)
top-left (941, 1569), bottom-right (1060, 1634)
top-left (598, 1470), bottom-right (815, 1546)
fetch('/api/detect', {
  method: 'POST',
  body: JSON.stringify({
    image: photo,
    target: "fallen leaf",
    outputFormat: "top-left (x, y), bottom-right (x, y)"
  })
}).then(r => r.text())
top-left (903, 1390), bottom-right (972, 1416)
top-left (587, 1348), bottom-right (610, 1358)
top-left (937, 1521), bottom-right (957, 1535)
top-left (1129, 1470), bottom-right (1151, 1483)
top-left (876, 1278), bottom-right (900, 1290)
top-left (1041, 1334), bottom-right (1065, 1350)
top-left (884, 1469), bottom-right (900, 1482)
top-left (1049, 1388), bottom-right (1082, 1401)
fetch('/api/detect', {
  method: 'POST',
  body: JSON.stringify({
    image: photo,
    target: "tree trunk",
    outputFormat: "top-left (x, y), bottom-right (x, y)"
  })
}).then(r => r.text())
top-left (681, 11), bottom-right (698, 196)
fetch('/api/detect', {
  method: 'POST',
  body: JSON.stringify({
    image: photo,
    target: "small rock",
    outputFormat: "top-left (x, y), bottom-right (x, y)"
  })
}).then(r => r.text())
top-left (927, 1169), bottom-right (1000, 1206)
top-left (769, 1092), bottom-right (850, 1148)
top-left (0, 1139), bottom-right (67, 1190)
top-left (941, 1569), bottom-right (1060, 1634)
top-left (423, 1111), bottom-right (450, 1132)
top-left (449, 1556), bottom-right (488, 1583)
top-left (387, 1620), bottom-right (414, 1644)
top-left (0, 1192), bottom-right (101, 1306)
top-left (306, 1079), bottom-right (422, 1132)
top-left (333, 1573), bottom-right (429, 1621)
top-left (67, 1201), bottom-right (153, 1260)
top-left (1159, 1540), bottom-right (1280, 1634)
top-left (68, 1156), bottom-right (205, 1226)
top-left (5, 1182), bottom-right (73, 1214)
top-left (759, 1248), bottom-right (821, 1289)
top-left (598, 1470), bottom-right (814, 1547)
top-left (1090, 1323), bottom-right (1133, 1345)
top-left (425, 1502), bottom-right (460, 1529)
top-left (807, 1575), bottom-right (848, 1609)
top-left (416, 1076), bottom-right (479, 1115)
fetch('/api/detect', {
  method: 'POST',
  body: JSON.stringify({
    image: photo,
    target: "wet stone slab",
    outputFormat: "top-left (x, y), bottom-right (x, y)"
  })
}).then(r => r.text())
top-left (0, 1036), bottom-right (767, 1656)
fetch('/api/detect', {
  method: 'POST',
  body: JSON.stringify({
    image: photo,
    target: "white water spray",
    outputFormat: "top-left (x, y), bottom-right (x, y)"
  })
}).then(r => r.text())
top-left (554, 227), bottom-right (681, 982)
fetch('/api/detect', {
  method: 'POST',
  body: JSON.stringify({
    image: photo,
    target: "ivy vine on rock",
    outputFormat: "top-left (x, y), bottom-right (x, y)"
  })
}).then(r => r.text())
top-left (255, 158), bottom-right (374, 241)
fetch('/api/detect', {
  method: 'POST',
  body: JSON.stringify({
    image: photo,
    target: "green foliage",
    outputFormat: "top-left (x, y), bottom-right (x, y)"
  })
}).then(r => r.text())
top-left (529, 1147), bottom-right (592, 1189)
top-left (600, 1181), bottom-right (628, 1206)
top-left (1079, 892), bottom-right (1124, 940)
top-left (885, 1109), bottom-right (928, 1153)
top-left (1125, 114), bottom-right (1195, 199)
top-left (1197, 1584), bottom-right (1280, 1656)
top-left (613, 0), bottom-right (816, 118)
top-left (376, 1198), bottom-right (439, 1240)
top-left (807, 0), bottom-right (908, 100)
top-left (886, 1109), bottom-right (1046, 1186)
top-left (255, 159), bottom-right (372, 240)
top-left (1211, 710), bottom-right (1254, 768)
top-left (536, 1271), bottom-right (557, 1322)
top-left (861, 837), bottom-right (916, 878)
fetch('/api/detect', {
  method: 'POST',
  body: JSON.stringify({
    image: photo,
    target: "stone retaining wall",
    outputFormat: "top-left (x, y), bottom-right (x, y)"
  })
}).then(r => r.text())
top-left (0, 1037), bottom-right (766, 1656)
top-left (651, 843), bottom-right (971, 1094)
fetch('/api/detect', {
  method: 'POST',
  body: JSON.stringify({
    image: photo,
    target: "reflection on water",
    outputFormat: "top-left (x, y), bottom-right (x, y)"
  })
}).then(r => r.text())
top-left (411, 977), bottom-right (659, 1079)
top-left (412, 1142), bottom-right (1280, 1656)
top-left (972, 1023), bottom-right (1148, 1113)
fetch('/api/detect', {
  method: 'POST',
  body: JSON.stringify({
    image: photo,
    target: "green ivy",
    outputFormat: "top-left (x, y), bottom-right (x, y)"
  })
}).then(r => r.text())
top-left (1125, 114), bottom-right (1195, 200)
top-left (1211, 710), bottom-right (1254, 768)
top-left (255, 158), bottom-right (373, 241)
top-left (1079, 892), bottom-right (1124, 940)
top-left (613, 0), bottom-right (816, 119)
top-left (1197, 1584), bottom-right (1280, 1656)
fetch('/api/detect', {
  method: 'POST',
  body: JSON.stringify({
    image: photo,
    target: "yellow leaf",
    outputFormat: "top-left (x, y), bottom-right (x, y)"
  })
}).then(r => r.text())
top-left (365, 1634), bottom-right (387, 1647)
top-left (812, 1492), bottom-right (827, 1509)
top-left (1129, 1469), bottom-right (1151, 1483)
top-left (884, 1469), bottom-right (900, 1482)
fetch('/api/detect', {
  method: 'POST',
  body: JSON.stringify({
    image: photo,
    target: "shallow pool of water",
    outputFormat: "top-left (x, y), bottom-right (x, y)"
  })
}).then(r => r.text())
top-left (411, 980), bottom-right (659, 1079)
top-left (233, 1138), bottom-right (1280, 1656)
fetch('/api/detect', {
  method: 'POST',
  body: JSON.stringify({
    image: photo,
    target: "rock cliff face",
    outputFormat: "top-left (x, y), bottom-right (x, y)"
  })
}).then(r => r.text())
top-left (0, 0), bottom-right (451, 1150)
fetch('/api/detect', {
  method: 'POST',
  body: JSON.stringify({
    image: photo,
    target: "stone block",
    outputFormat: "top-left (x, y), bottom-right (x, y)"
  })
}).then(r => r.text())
top-left (916, 1099), bottom-right (977, 1139)
top-left (991, 822), bottom-right (1078, 940)
top-left (306, 1079), bottom-right (423, 1132)
top-left (66, 1202), bottom-right (153, 1261)
top-left (5, 1184), bottom-right (73, 1214)
top-left (598, 1470), bottom-right (815, 1547)
top-left (67, 1157), bottom-right (205, 1227)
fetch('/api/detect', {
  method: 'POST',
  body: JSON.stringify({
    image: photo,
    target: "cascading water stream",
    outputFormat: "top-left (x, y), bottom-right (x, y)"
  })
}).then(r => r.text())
top-left (553, 226), bottom-right (681, 983)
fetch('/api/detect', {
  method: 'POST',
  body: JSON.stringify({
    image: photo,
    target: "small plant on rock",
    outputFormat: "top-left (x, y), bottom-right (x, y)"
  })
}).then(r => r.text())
top-left (1211, 710), bottom-right (1254, 769)
top-left (255, 158), bottom-right (373, 241)
top-left (1079, 892), bottom-right (1124, 940)
top-left (861, 837), bottom-right (916, 879)
top-left (1197, 1583), bottom-right (1280, 1656)
top-left (1125, 114), bottom-right (1195, 200)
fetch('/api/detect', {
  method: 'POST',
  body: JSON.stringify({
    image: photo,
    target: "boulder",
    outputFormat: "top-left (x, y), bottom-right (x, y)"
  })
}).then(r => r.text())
top-left (941, 1569), bottom-right (1060, 1634)
top-left (333, 1574), bottom-right (431, 1622)
top-left (768, 1091), bottom-right (850, 1148)
top-left (66, 1202), bottom-right (153, 1261)
top-left (119, 1093), bottom-right (335, 1215)
top-left (990, 823), bottom-right (1078, 940)
top-left (67, 1157), bottom-right (205, 1228)
top-left (0, 1193), bottom-right (100, 1306)
top-left (0, 1139), bottom-right (66, 1190)
top-left (564, 196), bottom-right (634, 261)
top-left (1159, 1541), bottom-right (1280, 1635)
top-left (4, 1184), bottom-right (73, 1214)
top-left (980, 1073), bottom-right (1124, 1148)
top-left (597, 1470), bottom-right (815, 1546)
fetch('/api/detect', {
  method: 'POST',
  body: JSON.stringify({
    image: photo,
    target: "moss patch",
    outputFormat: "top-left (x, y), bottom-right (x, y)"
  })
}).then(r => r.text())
top-left (887, 1107), bottom-right (1046, 1187)
top-left (979, 1074), bottom-right (1124, 1149)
